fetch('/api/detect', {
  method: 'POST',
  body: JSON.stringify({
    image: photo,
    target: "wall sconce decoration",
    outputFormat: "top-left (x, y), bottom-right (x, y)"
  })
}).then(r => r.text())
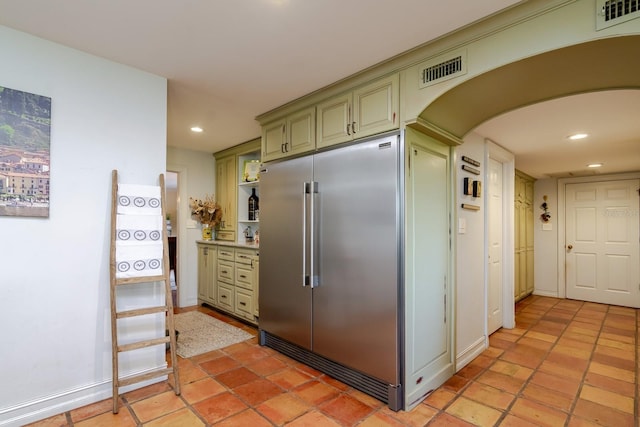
top-left (464, 178), bottom-right (482, 197)
top-left (540, 195), bottom-right (551, 222)
top-left (464, 177), bottom-right (472, 195)
top-left (473, 180), bottom-right (481, 197)
top-left (462, 164), bottom-right (480, 175)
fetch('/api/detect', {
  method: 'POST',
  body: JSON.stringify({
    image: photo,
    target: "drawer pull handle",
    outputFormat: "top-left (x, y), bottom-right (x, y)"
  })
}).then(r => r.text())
top-left (240, 275), bottom-right (247, 279)
top-left (240, 302), bottom-right (246, 306)
top-left (221, 295), bottom-right (227, 299)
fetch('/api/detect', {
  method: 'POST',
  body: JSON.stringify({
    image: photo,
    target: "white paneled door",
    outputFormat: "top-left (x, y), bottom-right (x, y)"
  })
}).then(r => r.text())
top-left (565, 179), bottom-right (640, 307)
top-left (487, 157), bottom-right (503, 334)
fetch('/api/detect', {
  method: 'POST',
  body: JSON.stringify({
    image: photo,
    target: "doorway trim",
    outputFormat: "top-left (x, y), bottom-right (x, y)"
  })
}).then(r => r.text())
top-left (485, 139), bottom-right (515, 333)
top-left (166, 164), bottom-right (188, 307)
top-left (557, 171), bottom-right (640, 300)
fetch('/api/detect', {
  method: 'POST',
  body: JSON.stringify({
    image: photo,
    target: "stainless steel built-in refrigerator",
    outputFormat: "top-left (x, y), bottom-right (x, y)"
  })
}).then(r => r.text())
top-left (259, 134), bottom-right (403, 409)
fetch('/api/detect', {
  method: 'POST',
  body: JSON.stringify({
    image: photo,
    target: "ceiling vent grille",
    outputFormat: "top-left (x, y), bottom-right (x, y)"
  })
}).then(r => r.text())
top-left (418, 50), bottom-right (467, 89)
top-left (596, 0), bottom-right (640, 30)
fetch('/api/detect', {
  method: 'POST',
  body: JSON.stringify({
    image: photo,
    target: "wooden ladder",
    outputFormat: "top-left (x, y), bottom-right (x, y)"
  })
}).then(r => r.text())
top-left (109, 170), bottom-right (180, 413)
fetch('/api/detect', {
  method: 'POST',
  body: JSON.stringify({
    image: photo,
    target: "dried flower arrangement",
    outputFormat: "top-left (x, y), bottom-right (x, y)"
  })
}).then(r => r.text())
top-left (189, 195), bottom-right (222, 228)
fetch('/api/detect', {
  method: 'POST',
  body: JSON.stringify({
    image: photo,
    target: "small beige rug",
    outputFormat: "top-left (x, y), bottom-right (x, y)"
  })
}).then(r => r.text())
top-left (173, 311), bottom-right (253, 358)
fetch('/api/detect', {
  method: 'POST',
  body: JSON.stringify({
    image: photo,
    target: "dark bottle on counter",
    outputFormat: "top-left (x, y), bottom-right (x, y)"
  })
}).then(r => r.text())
top-left (248, 188), bottom-right (259, 220)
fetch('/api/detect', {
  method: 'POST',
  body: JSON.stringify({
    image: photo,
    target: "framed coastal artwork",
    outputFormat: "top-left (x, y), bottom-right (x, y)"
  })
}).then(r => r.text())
top-left (0, 85), bottom-right (51, 218)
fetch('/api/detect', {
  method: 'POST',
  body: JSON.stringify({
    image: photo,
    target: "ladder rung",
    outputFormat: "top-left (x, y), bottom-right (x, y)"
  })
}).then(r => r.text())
top-left (116, 275), bottom-right (167, 285)
top-left (118, 336), bottom-right (170, 353)
top-left (117, 367), bottom-right (175, 387)
top-left (116, 306), bottom-right (169, 319)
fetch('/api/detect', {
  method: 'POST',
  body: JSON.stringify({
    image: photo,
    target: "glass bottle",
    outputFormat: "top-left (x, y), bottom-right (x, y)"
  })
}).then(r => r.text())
top-left (248, 188), bottom-right (259, 221)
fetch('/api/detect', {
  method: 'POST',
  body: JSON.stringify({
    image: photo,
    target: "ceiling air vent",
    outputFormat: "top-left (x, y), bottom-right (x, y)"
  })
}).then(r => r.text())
top-left (418, 50), bottom-right (467, 89)
top-left (596, 0), bottom-right (640, 30)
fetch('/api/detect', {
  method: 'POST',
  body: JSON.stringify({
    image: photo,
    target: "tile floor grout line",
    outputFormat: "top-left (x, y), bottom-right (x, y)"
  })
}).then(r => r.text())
top-left (172, 378), bottom-right (224, 427)
top-left (494, 296), bottom-right (574, 426)
top-left (633, 309), bottom-right (640, 427)
top-left (563, 300), bottom-right (608, 426)
top-left (435, 297), bottom-right (535, 426)
top-left (191, 349), bottom-right (285, 426)
top-left (190, 339), bottom-right (369, 427)
top-left (433, 295), bottom-right (564, 426)
top-left (118, 395), bottom-right (142, 426)
top-left (492, 297), bottom-right (605, 426)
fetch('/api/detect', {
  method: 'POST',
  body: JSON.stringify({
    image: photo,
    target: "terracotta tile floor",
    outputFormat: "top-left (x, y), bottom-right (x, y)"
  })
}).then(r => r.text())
top-left (28, 295), bottom-right (638, 426)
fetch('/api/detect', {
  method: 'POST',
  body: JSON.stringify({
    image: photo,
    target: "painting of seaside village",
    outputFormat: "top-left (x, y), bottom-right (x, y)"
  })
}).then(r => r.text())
top-left (0, 86), bottom-right (51, 218)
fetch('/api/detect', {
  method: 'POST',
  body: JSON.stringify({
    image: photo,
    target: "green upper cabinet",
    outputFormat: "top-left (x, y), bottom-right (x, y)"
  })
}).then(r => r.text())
top-left (261, 73), bottom-right (399, 162)
top-left (316, 93), bottom-right (351, 148)
top-left (262, 106), bottom-right (315, 162)
top-left (317, 73), bottom-right (399, 149)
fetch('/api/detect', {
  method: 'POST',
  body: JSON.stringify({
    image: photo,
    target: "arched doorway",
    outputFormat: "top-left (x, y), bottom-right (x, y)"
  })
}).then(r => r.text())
top-left (417, 36), bottom-right (640, 141)
top-left (412, 35), bottom-right (640, 356)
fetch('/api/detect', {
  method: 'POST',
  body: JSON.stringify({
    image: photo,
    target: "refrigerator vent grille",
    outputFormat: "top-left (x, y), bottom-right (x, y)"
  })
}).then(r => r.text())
top-left (597, 0), bottom-right (640, 29)
top-left (418, 50), bottom-right (466, 89)
top-left (262, 332), bottom-right (391, 404)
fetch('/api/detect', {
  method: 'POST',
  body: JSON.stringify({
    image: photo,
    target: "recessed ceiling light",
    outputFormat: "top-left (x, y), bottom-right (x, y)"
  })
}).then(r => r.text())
top-left (190, 126), bottom-right (203, 133)
top-left (587, 163), bottom-right (603, 168)
top-left (567, 133), bottom-right (588, 140)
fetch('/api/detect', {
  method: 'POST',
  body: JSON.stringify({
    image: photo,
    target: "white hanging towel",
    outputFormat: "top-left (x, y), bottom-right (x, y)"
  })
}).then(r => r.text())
top-left (115, 183), bottom-right (164, 278)
top-left (116, 214), bottom-right (164, 243)
top-left (115, 241), bottom-right (164, 278)
top-left (117, 183), bottom-right (162, 216)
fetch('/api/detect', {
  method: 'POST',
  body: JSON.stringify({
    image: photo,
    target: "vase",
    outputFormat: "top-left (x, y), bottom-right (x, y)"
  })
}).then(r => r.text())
top-left (201, 225), bottom-right (213, 241)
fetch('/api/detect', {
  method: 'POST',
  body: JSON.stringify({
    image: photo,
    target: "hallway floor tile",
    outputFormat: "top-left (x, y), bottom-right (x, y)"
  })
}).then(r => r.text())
top-left (27, 296), bottom-right (638, 426)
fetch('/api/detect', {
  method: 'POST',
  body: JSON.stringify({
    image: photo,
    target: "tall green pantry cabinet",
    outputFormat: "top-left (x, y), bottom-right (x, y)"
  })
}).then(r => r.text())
top-left (514, 170), bottom-right (535, 302)
top-left (197, 138), bottom-right (261, 326)
top-left (214, 138), bottom-right (261, 242)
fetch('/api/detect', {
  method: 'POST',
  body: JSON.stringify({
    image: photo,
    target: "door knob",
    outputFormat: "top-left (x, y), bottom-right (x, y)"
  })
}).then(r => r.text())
top-left (567, 245), bottom-right (573, 250)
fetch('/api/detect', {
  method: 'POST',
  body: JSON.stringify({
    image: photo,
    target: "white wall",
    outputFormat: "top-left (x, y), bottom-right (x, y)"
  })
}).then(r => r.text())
top-left (454, 133), bottom-right (516, 369)
top-left (533, 178), bottom-right (559, 297)
top-left (0, 26), bottom-right (168, 426)
top-left (454, 132), bottom-right (487, 367)
top-left (167, 147), bottom-right (216, 307)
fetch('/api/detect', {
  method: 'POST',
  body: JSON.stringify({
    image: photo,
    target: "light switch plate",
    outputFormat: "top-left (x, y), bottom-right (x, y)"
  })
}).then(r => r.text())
top-left (458, 218), bottom-right (466, 234)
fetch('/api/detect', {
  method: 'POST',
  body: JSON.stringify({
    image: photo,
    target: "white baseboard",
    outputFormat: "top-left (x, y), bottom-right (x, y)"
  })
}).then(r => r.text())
top-left (532, 290), bottom-right (558, 298)
top-left (0, 366), bottom-right (166, 427)
top-left (455, 336), bottom-right (487, 371)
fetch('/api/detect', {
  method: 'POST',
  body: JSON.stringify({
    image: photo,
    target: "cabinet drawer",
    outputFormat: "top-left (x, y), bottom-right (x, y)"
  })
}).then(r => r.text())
top-left (217, 261), bottom-right (234, 283)
top-left (218, 248), bottom-right (235, 261)
top-left (217, 283), bottom-right (234, 311)
top-left (235, 264), bottom-right (254, 290)
top-left (235, 249), bottom-right (255, 265)
top-left (215, 231), bottom-right (236, 242)
top-left (235, 289), bottom-right (254, 319)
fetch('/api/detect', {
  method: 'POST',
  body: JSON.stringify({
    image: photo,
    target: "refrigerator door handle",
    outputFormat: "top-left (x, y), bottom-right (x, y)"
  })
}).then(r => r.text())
top-left (302, 182), bottom-right (309, 287)
top-left (310, 181), bottom-right (319, 288)
top-left (303, 181), bottom-right (319, 288)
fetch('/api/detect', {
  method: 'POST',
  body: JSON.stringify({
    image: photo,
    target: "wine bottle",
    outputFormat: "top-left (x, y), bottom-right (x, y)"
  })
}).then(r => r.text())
top-left (248, 188), bottom-right (259, 221)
